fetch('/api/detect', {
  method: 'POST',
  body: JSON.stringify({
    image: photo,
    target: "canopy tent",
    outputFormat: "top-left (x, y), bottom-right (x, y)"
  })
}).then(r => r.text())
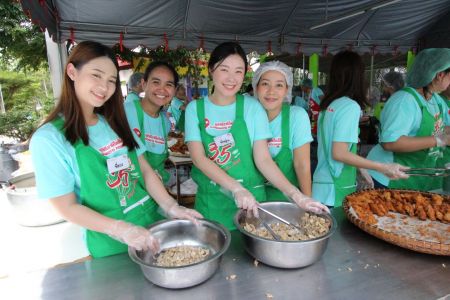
top-left (21, 0), bottom-right (450, 56)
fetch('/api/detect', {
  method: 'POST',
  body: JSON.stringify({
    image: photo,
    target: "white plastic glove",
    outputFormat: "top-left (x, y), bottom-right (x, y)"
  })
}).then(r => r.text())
top-left (106, 220), bottom-right (159, 253)
top-left (435, 130), bottom-right (450, 147)
top-left (379, 163), bottom-right (409, 179)
top-left (358, 168), bottom-right (374, 189)
top-left (232, 186), bottom-right (259, 218)
top-left (286, 187), bottom-right (330, 214)
top-left (167, 203), bottom-right (203, 224)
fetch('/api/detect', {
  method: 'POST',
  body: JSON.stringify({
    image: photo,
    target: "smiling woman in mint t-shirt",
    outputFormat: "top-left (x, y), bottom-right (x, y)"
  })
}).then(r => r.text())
top-left (30, 41), bottom-right (201, 259)
top-left (185, 42), bottom-right (329, 230)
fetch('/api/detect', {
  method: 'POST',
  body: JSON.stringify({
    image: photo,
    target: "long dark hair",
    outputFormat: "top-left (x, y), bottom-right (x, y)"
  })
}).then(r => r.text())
top-left (208, 42), bottom-right (248, 73)
top-left (40, 41), bottom-right (139, 150)
top-left (320, 50), bottom-right (368, 110)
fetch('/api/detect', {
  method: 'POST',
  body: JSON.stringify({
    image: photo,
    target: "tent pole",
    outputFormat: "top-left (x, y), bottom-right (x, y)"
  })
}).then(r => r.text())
top-left (370, 54), bottom-right (374, 91)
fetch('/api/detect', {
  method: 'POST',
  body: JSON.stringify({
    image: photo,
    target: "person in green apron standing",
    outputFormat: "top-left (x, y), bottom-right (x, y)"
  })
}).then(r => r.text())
top-left (437, 85), bottom-right (450, 174)
top-left (185, 42), bottom-right (329, 230)
top-left (167, 84), bottom-right (187, 132)
top-left (124, 61), bottom-right (177, 186)
top-left (312, 51), bottom-right (409, 207)
top-left (30, 42), bottom-right (202, 259)
top-left (367, 48), bottom-right (450, 191)
top-left (252, 61), bottom-right (314, 201)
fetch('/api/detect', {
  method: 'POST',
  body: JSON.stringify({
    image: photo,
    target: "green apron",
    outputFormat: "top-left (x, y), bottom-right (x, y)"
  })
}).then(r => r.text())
top-left (134, 101), bottom-right (170, 184)
top-left (389, 88), bottom-right (444, 191)
top-left (316, 111), bottom-right (357, 207)
top-left (177, 109), bottom-right (186, 132)
top-left (191, 95), bottom-right (266, 230)
top-left (265, 104), bottom-right (299, 201)
top-left (437, 95), bottom-right (449, 176)
top-left (52, 118), bottom-right (162, 258)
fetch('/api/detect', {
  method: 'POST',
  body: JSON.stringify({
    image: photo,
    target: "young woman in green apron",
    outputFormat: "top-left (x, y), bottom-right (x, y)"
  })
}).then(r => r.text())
top-left (312, 51), bottom-right (409, 207)
top-left (367, 48), bottom-right (450, 191)
top-left (252, 61), bottom-right (314, 201)
top-left (124, 61), bottom-right (177, 185)
top-left (30, 42), bottom-right (202, 259)
top-left (185, 42), bottom-right (329, 230)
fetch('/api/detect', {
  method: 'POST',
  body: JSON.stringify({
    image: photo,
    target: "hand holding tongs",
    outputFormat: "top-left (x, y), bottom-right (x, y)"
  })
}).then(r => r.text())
top-left (257, 206), bottom-right (305, 235)
top-left (405, 167), bottom-right (448, 177)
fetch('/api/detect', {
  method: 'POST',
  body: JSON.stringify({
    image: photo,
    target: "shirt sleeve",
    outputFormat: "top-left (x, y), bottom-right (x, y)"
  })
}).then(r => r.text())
top-left (380, 91), bottom-right (418, 142)
top-left (30, 127), bottom-right (76, 199)
top-left (184, 100), bottom-right (202, 142)
top-left (248, 99), bottom-right (272, 142)
top-left (333, 100), bottom-right (360, 143)
top-left (291, 107), bottom-right (313, 149)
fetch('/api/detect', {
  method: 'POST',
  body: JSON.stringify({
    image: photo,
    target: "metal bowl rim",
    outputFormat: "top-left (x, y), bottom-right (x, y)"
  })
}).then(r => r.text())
top-left (129, 218), bottom-right (231, 269)
top-left (233, 201), bottom-right (337, 243)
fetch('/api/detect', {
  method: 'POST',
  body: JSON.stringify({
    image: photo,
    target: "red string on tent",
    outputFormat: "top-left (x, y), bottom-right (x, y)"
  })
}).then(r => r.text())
top-left (296, 43), bottom-right (302, 55)
top-left (163, 33), bottom-right (169, 52)
top-left (371, 45), bottom-right (377, 56)
top-left (393, 45), bottom-right (399, 56)
top-left (267, 41), bottom-right (272, 54)
top-left (322, 44), bottom-right (328, 56)
top-left (119, 32), bottom-right (124, 52)
top-left (69, 27), bottom-right (75, 44)
top-left (199, 35), bottom-right (204, 50)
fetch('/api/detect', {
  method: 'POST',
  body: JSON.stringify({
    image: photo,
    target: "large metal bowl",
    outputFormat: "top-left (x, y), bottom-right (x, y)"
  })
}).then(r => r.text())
top-left (234, 202), bottom-right (336, 269)
top-left (129, 219), bottom-right (230, 289)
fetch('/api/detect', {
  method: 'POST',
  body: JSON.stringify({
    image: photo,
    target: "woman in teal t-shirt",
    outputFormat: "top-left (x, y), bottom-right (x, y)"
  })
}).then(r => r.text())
top-left (312, 51), bottom-right (408, 207)
top-left (252, 61), bottom-right (313, 201)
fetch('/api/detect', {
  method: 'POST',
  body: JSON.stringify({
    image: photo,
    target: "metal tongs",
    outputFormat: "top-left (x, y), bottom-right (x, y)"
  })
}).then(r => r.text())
top-left (257, 206), bottom-right (305, 236)
top-left (405, 167), bottom-right (449, 177)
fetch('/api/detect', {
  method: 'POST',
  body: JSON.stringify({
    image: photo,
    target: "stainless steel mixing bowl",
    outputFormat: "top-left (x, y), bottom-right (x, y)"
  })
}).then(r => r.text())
top-left (129, 219), bottom-right (230, 289)
top-left (234, 201), bottom-right (336, 269)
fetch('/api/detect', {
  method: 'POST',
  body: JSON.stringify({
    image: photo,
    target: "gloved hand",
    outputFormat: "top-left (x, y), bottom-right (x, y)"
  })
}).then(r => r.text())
top-left (167, 203), bottom-right (203, 224)
top-left (286, 187), bottom-right (330, 214)
top-left (359, 168), bottom-right (374, 189)
top-left (379, 163), bottom-right (409, 179)
top-left (106, 220), bottom-right (159, 253)
top-left (232, 186), bottom-right (259, 218)
top-left (435, 130), bottom-right (450, 147)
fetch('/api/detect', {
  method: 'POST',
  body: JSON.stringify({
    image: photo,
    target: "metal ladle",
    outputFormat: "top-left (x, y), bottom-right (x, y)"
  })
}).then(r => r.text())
top-left (257, 206), bottom-right (305, 235)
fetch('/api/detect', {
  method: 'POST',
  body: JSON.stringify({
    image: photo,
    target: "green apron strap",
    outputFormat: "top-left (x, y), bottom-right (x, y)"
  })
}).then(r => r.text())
top-left (281, 104), bottom-right (290, 149)
top-left (236, 94), bottom-right (244, 119)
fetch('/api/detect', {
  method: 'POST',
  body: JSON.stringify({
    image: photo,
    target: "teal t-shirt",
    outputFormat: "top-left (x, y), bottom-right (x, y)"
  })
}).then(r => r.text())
top-left (30, 115), bottom-right (145, 200)
top-left (167, 97), bottom-right (184, 124)
top-left (312, 97), bottom-right (361, 206)
top-left (268, 106), bottom-right (313, 157)
top-left (310, 87), bottom-right (324, 104)
top-left (124, 91), bottom-right (140, 103)
top-left (367, 89), bottom-right (449, 186)
top-left (293, 96), bottom-right (309, 110)
top-left (185, 95), bottom-right (272, 145)
top-left (124, 101), bottom-right (170, 155)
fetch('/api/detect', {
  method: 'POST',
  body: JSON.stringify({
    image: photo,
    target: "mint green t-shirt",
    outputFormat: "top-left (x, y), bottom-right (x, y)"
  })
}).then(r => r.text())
top-left (30, 115), bottom-right (145, 200)
top-left (268, 106), bottom-right (312, 157)
top-left (185, 95), bottom-right (272, 145)
top-left (367, 89), bottom-right (448, 186)
top-left (312, 97), bottom-right (361, 206)
top-left (124, 101), bottom-right (170, 155)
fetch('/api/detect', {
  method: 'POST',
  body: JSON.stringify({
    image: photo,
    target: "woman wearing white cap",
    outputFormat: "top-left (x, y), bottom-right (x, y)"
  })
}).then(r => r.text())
top-left (252, 61), bottom-right (313, 200)
top-left (367, 48), bottom-right (450, 191)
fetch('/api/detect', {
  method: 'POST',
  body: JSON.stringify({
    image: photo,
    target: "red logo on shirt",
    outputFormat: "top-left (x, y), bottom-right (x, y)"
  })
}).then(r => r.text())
top-left (133, 128), bottom-right (141, 137)
top-left (205, 118), bottom-right (210, 128)
top-left (268, 137), bottom-right (282, 148)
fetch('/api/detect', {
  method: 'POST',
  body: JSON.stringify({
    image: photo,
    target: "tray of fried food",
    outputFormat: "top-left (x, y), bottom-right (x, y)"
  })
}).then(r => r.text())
top-left (169, 138), bottom-right (190, 157)
top-left (343, 189), bottom-right (450, 255)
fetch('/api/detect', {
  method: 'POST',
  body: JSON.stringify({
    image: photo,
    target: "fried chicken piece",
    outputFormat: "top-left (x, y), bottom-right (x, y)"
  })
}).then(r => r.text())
top-left (426, 204), bottom-right (436, 221)
top-left (431, 194), bottom-right (443, 206)
top-left (444, 212), bottom-right (450, 223)
top-left (404, 203), bottom-right (415, 217)
top-left (416, 206), bottom-right (427, 221)
top-left (395, 201), bottom-right (406, 214)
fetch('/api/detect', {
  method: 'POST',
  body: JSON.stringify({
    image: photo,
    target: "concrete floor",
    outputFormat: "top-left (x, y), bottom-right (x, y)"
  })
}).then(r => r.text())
top-left (0, 188), bottom-right (88, 279)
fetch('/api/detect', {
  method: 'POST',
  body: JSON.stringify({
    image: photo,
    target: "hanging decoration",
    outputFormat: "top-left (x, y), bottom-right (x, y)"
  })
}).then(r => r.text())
top-left (322, 44), bottom-right (328, 56)
top-left (163, 33), bottom-right (169, 52)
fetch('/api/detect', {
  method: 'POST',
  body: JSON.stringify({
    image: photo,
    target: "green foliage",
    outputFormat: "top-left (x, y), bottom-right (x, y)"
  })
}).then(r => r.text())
top-left (0, 69), bottom-right (54, 141)
top-left (0, 0), bottom-right (47, 71)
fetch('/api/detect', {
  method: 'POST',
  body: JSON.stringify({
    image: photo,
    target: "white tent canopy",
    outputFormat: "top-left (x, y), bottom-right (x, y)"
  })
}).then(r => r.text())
top-left (21, 0), bottom-right (450, 55)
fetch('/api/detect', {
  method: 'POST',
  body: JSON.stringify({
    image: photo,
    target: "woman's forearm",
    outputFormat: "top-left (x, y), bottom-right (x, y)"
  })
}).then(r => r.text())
top-left (293, 144), bottom-right (312, 196)
top-left (382, 135), bottom-right (436, 152)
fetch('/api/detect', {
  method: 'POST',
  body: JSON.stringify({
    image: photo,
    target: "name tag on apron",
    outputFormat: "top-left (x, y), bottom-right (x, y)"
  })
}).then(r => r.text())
top-left (106, 154), bottom-right (130, 174)
top-left (214, 133), bottom-right (235, 148)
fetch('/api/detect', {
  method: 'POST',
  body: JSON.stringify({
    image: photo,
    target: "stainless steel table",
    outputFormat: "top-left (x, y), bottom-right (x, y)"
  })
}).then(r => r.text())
top-left (2, 208), bottom-right (449, 300)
